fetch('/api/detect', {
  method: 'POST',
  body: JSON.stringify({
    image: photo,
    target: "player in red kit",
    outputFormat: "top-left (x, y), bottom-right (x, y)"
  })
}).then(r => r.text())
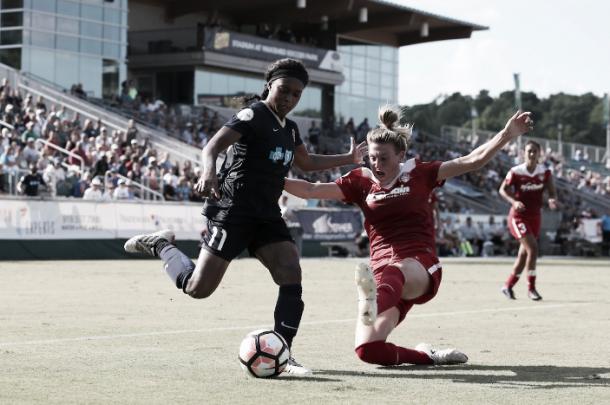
top-left (499, 140), bottom-right (558, 301)
top-left (285, 106), bottom-right (534, 366)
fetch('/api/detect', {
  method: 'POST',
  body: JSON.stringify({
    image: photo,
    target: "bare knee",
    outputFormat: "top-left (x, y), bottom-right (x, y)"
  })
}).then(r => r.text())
top-left (271, 264), bottom-right (302, 286)
top-left (184, 280), bottom-right (216, 299)
top-left (186, 289), bottom-right (212, 299)
top-left (524, 244), bottom-right (538, 258)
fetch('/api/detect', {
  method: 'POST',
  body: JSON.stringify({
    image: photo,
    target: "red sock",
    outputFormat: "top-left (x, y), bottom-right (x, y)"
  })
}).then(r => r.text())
top-left (355, 340), bottom-right (433, 365)
top-left (527, 269), bottom-right (536, 290)
top-left (505, 273), bottom-right (520, 288)
top-left (376, 265), bottom-right (405, 314)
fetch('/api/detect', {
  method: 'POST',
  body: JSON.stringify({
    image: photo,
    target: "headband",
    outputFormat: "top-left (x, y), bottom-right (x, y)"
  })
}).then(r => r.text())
top-left (268, 68), bottom-right (309, 87)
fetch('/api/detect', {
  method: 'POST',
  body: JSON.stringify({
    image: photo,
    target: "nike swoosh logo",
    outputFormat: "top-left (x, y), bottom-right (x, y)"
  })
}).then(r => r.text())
top-left (273, 128), bottom-right (280, 132)
top-left (280, 321), bottom-right (298, 330)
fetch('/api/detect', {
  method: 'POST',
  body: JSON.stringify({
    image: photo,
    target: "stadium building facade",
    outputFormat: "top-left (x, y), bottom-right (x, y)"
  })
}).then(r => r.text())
top-left (0, 0), bottom-right (127, 98)
top-left (0, 0), bottom-right (484, 124)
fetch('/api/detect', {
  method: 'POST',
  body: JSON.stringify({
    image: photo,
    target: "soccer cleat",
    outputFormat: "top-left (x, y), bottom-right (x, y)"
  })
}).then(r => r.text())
top-left (501, 286), bottom-right (516, 300)
top-left (528, 289), bottom-right (543, 301)
top-left (355, 263), bottom-right (377, 326)
top-left (124, 229), bottom-right (176, 257)
top-left (415, 343), bottom-right (468, 365)
top-left (284, 356), bottom-right (312, 376)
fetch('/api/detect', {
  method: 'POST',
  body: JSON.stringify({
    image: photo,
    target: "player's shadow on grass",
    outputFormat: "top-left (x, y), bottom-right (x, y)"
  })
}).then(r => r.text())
top-left (276, 376), bottom-right (342, 382)
top-left (316, 365), bottom-right (610, 389)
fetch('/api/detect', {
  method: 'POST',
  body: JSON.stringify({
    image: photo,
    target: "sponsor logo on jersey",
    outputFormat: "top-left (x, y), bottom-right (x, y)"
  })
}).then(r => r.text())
top-left (520, 182), bottom-right (544, 191)
top-left (236, 108), bottom-right (254, 121)
top-left (365, 186), bottom-right (410, 203)
top-left (268, 147), bottom-right (293, 166)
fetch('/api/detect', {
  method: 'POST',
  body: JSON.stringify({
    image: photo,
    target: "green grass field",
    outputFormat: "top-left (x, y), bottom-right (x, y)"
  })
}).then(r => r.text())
top-left (1, 257), bottom-right (609, 404)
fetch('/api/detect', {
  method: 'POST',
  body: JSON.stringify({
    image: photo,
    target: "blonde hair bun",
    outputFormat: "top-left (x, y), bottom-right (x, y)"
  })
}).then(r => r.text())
top-left (376, 105), bottom-right (412, 144)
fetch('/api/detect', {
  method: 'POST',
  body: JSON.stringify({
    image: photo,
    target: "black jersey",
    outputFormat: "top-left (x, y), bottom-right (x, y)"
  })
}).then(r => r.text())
top-left (19, 173), bottom-right (46, 196)
top-left (203, 101), bottom-right (303, 223)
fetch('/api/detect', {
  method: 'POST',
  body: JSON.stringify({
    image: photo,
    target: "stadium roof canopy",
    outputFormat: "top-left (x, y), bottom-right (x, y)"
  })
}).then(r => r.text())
top-left (161, 0), bottom-right (488, 47)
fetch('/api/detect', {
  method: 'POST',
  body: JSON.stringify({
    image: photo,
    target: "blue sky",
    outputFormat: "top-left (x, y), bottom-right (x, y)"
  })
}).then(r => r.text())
top-left (394, 0), bottom-right (610, 106)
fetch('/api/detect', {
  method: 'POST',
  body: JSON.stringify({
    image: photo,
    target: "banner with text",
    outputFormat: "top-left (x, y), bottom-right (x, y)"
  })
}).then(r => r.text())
top-left (294, 208), bottom-right (362, 241)
top-left (204, 28), bottom-right (343, 73)
top-left (0, 199), bottom-right (204, 240)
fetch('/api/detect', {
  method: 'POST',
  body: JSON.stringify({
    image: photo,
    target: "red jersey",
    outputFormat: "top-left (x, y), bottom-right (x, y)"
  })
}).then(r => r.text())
top-left (335, 158), bottom-right (442, 270)
top-left (504, 163), bottom-right (551, 218)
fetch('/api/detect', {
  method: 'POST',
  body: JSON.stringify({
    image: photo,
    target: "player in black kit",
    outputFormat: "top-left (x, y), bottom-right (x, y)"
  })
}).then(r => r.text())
top-left (124, 58), bottom-right (367, 375)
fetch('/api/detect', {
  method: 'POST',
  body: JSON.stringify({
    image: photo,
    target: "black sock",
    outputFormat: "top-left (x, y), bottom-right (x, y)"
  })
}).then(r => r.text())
top-left (158, 245), bottom-right (195, 291)
top-left (154, 239), bottom-right (171, 256)
top-left (274, 284), bottom-right (304, 349)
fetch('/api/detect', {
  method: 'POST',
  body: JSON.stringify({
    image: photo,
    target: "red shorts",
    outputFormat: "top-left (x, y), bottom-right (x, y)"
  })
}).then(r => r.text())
top-left (508, 213), bottom-right (541, 239)
top-left (372, 251), bottom-right (443, 325)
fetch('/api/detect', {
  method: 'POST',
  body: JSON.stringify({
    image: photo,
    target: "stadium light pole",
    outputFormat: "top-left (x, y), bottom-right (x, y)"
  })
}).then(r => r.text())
top-left (513, 73), bottom-right (523, 156)
top-left (557, 123), bottom-right (563, 160)
top-left (471, 105), bottom-right (478, 145)
top-left (604, 93), bottom-right (610, 169)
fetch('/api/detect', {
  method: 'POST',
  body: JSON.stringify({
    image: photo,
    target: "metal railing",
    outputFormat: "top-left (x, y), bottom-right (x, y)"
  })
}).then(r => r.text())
top-left (0, 118), bottom-right (14, 129)
top-left (35, 138), bottom-right (85, 173)
top-left (440, 125), bottom-right (608, 164)
top-left (2, 168), bottom-right (26, 195)
top-left (103, 170), bottom-right (165, 201)
top-left (433, 128), bottom-right (610, 214)
top-left (15, 71), bottom-right (203, 166)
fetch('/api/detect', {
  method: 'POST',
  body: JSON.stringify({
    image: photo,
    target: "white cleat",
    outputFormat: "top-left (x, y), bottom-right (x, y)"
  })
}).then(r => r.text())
top-left (528, 289), bottom-right (543, 301)
top-left (355, 263), bottom-right (377, 326)
top-left (124, 229), bottom-right (176, 257)
top-left (415, 343), bottom-right (468, 365)
top-left (284, 356), bottom-right (312, 376)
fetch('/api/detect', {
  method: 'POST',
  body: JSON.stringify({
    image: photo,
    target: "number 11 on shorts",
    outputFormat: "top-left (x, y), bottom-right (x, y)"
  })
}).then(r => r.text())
top-left (208, 226), bottom-right (228, 251)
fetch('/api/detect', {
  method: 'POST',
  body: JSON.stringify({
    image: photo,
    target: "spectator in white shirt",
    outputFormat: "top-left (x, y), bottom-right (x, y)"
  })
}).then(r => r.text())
top-left (458, 216), bottom-right (483, 256)
top-left (83, 177), bottom-right (104, 200)
top-left (102, 182), bottom-right (115, 200)
top-left (43, 158), bottom-right (65, 197)
top-left (113, 178), bottom-right (131, 200)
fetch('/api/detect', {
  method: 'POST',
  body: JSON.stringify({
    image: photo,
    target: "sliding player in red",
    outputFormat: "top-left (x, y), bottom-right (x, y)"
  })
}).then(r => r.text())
top-left (500, 140), bottom-right (558, 301)
top-left (285, 106), bottom-right (534, 366)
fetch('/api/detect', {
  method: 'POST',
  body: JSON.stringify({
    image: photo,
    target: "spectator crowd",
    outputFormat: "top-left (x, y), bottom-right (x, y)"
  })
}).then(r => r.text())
top-left (0, 78), bottom-right (205, 202)
top-left (1, 75), bottom-right (608, 257)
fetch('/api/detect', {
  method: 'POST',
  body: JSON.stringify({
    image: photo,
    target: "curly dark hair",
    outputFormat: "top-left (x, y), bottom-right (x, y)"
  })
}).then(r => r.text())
top-left (239, 58), bottom-right (309, 106)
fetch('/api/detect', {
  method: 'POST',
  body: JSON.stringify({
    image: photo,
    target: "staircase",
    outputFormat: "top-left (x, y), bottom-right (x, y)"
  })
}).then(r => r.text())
top-left (0, 63), bottom-right (202, 168)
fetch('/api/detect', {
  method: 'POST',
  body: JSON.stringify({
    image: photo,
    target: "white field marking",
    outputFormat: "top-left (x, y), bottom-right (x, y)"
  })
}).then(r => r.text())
top-left (0, 303), bottom-right (591, 348)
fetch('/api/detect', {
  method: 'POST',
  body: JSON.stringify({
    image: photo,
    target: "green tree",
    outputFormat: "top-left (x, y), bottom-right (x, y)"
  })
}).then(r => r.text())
top-left (403, 90), bottom-right (606, 146)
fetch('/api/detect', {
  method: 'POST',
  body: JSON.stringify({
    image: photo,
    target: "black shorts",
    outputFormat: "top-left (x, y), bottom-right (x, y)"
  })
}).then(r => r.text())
top-left (201, 217), bottom-right (294, 261)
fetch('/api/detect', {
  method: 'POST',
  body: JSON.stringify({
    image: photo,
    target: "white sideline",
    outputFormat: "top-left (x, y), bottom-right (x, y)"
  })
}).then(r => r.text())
top-left (0, 303), bottom-right (591, 348)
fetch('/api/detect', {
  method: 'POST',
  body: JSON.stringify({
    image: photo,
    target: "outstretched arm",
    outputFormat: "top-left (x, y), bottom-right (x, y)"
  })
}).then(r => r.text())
top-left (284, 178), bottom-right (345, 200)
top-left (293, 137), bottom-right (367, 172)
top-left (437, 111), bottom-right (533, 182)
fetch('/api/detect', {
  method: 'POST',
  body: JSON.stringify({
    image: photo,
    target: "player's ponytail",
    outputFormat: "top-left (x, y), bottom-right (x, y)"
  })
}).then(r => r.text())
top-left (368, 105), bottom-right (412, 152)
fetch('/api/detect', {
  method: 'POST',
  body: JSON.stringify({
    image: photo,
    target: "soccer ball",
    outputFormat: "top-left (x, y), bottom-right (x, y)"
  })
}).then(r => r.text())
top-left (238, 329), bottom-right (290, 378)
